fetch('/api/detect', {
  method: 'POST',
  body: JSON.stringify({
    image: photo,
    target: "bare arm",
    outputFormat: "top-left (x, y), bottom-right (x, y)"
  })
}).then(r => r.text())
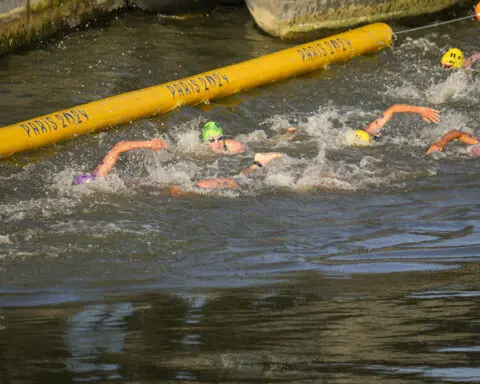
top-left (426, 130), bottom-right (479, 154)
top-left (93, 139), bottom-right (168, 177)
top-left (194, 177), bottom-right (242, 189)
top-left (194, 152), bottom-right (284, 189)
top-left (240, 152), bottom-right (284, 176)
top-left (464, 53), bottom-right (480, 70)
top-left (364, 104), bottom-right (441, 136)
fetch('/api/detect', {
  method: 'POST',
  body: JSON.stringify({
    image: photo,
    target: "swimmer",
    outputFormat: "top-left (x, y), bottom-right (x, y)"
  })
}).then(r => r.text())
top-left (426, 129), bottom-right (480, 156)
top-left (73, 138), bottom-right (168, 184)
top-left (201, 121), bottom-right (248, 154)
top-left (440, 48), bottom-right (480, 70)
top-left (73, 137), bottom-right (284, 191)
top-left (464, 53), bottom-right (480, 70)
top-left (352, 104), bottom-right (441, 144)
top-left (201, 121), bottom-right (296, 154)
top-left (192, 152), bottom-right (284, 190)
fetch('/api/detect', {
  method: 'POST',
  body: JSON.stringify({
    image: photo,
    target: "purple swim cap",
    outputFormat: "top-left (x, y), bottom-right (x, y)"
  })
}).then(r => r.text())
top-left (73, 174), bottom-right (96, 185)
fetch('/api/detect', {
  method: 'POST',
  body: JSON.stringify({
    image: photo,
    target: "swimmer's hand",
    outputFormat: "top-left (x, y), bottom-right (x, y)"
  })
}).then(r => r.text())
top-left (240, 152), bottom-right (284, 176)
top-left (150, 138), bottom-right (168, 151)
top-left (417, 107), bottom-right (441, 124)
top-left (426, 142), bottom-right (443, 155)
top-left (253, 152), bottom-right (284, 167)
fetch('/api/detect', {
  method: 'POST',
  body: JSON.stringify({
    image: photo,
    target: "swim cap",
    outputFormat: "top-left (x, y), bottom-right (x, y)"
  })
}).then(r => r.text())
top-left (354, 129), bottom-right (371, 143)
top-left (73, 174), bottom-right (96, 185)
top-left (202, 121), bottom-right (224, 142)
top-left (476, 2), bottom-right (480, 21)
top-left (441, 48), bottom-right (464, 68)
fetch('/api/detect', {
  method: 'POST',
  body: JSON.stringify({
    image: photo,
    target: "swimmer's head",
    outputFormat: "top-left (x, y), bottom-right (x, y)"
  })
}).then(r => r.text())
top-left (355, 129), bottom-right (371, 143)
top-left (441, 48), bottom-right (464, 69)
top-left (202, 121), bottom-right (224, 142)
top-left (344, 130), bottom-right (372, 146)
top-left (73, 174), bottom-right (96, 185)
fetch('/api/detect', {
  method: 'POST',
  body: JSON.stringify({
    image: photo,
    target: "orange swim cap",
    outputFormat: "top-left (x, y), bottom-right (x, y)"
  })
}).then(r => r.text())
top-left (476, 2), bottom-right (480, 21)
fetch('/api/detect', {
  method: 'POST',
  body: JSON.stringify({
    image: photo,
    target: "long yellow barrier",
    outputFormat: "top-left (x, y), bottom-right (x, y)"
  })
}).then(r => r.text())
top-left (0, 22), bottom-right (392, 158)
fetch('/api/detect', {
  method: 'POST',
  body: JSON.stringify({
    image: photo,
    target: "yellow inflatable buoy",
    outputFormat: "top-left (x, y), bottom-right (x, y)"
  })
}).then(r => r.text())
top-left (0, 23), bottom-right (393, 159)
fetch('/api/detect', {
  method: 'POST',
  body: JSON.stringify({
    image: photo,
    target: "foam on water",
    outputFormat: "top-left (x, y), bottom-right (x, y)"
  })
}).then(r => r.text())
top-left (426, 70), bottom-right (476, 104)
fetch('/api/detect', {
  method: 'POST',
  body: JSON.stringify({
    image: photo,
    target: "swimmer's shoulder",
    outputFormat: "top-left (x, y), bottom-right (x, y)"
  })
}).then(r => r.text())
top-left (225, 139), bottom-right (248, 153)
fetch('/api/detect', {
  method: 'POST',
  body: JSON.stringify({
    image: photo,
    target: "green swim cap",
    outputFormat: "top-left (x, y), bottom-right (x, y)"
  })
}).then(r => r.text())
top-left (202, 121), bottom-right (224, 142)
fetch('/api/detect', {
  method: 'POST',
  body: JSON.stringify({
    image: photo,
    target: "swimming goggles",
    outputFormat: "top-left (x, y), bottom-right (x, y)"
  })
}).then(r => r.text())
top-left (206, 135), bottom-right (225, 143)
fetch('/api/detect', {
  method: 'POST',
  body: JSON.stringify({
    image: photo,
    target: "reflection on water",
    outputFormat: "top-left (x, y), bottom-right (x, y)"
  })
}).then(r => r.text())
top-left (1, 3), bottom-right (480, 384)
top-left (65, 303), bottom-right (133, 381)
top-left (2, 272), bottom-right (480, 382)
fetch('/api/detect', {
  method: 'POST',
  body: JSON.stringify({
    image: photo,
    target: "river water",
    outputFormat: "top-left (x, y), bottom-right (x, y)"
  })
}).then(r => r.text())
top-left (1, 3), bottom-right (480, 383)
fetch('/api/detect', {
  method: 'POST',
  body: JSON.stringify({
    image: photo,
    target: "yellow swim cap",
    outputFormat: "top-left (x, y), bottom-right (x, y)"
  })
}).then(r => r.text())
top-left (440, 48), bottom-right (464, 69)
top-left (354, 129), bottom-right (371, 143)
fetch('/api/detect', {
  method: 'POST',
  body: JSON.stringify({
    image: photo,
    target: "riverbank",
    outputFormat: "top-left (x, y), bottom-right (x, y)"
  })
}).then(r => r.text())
top-left (0, 0), bottom-right (125, 56)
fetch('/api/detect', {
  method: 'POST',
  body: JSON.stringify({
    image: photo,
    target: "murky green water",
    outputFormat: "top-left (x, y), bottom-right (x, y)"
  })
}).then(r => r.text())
top-left (1, 3), bottom-right (480, 383)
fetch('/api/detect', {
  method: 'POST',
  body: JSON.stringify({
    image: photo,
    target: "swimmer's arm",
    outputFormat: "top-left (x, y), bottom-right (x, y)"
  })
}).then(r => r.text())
top-left (240, 162), bottom-right (262, 176)
top-left (225, 139), bottom-right (248, 154)
top-left (193, 152), bottom-right (284, 189)
top-left (240, 152), bottom-right (284, 176)
top-left (364, 104), bottom-right (441, 136)
top-left (458, 132), bottom-right (479, 145)
top-left (194, 177), bottom-right (241, 189)
top-left (464, 53), bottom-right (480, 69)
top-left (93, 139), bottom-right (168, 177)
top-left (426, 130), bottom-right (478, 154)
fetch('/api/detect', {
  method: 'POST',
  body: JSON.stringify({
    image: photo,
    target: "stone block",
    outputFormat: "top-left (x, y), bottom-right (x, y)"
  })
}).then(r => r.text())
top-left (0, 0), bottom-right (125, 55)
top-left (246, 0), bottom-right (463, 38)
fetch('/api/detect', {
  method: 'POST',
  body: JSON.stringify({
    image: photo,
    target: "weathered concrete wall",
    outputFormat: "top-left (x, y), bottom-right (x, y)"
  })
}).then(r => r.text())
top-left (131, 0), bottom-right (221, 14)
top-left (0, 0), bottom-right (125, 55)
top-left (0, 0), bottom-right (246, 55)
top-left (246, 0), bottom-right (464, 39)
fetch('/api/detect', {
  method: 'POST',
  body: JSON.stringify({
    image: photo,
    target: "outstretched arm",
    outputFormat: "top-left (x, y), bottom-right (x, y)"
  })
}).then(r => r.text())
top-left (193, 152), bottom-right (284, 189)
top-left (426, 130), bottom-right (479, 154)
top-left (464, 53), bottom-right (480, 70)
top-left (240, 152), bottom-right (284, 176)
top-left (364, 104), bottom-right (441, 137)
top-left (93, 139), bottom-right (168, 177)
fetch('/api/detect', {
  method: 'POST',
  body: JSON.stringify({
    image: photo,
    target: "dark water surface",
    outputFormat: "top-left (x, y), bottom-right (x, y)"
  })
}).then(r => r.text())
top-left (1, 4), bottom-right (480, 383)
